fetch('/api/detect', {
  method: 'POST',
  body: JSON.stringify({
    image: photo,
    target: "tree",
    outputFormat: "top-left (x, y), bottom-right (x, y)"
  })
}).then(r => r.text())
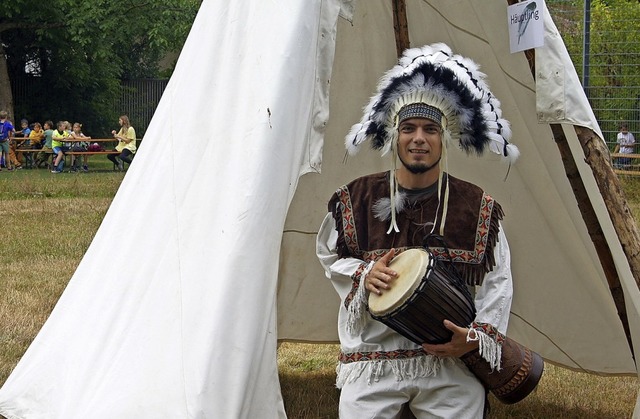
top-left (0, 0), bottom-right (200, 135)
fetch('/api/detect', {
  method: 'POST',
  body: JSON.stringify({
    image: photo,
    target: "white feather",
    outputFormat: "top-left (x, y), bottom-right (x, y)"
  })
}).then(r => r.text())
top-left (373, 192), bottom-right (407, 221)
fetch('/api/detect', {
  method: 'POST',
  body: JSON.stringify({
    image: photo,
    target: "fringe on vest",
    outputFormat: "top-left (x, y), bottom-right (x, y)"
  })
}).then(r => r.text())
top-left (455, 200), bottom-right (504, 287)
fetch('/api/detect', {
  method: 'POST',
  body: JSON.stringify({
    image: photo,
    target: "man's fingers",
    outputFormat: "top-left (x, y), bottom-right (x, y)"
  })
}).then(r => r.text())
top-left (380, 248), bottom-right (396, 263)
top-left (443, 319), bottom-right (465, 334)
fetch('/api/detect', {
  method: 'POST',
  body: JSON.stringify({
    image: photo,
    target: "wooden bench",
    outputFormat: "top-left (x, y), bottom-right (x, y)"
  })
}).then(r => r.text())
top-left (611, 153), bottom-right (640, 176)
top-left (14, 138), bottom-right (137, 170)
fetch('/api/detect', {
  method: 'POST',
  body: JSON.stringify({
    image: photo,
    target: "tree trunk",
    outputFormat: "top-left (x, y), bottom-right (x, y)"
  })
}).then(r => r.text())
top-left (0, 34), bottom-right (15, 122)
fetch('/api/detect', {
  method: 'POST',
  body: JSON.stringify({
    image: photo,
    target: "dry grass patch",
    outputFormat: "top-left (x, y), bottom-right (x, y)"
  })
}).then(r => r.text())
top-left (0, 195), bottom-right (112, 385)
top-left (0, 171), bottom-right (638, 419)
top-left (278, 343), bottom-right (340, 419)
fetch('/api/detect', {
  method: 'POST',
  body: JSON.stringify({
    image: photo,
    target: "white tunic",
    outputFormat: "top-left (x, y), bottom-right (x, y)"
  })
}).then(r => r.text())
top-left (316, 213), bottom-right (514, 387)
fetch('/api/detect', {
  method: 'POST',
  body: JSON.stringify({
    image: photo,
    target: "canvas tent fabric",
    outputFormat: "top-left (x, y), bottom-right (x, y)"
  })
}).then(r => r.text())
top-left (0, 0), bottom-right (639, 418)
top-left (279, 0), bottom-right (639, 416)
top-left (0, 0), bottom-right (342, 417)
top-left (281, 0), bottom-right (640, 375)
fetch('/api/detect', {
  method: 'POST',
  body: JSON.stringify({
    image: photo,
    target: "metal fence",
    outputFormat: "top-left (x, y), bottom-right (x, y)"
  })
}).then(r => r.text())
top-left (126, 3), bottom-right (639, 146)
top-left (118, 79), bottom-right (169, 137)
top-left (10, 2), bottom-right (640, 147)
top-left (10, 77), bottom-right (168, 138)
top-left (547, 0), bottom-right (640, 149)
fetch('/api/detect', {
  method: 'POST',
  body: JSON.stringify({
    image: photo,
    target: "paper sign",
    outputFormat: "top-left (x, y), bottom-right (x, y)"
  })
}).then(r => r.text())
top-left (508, 0), bottom-right (545, 53)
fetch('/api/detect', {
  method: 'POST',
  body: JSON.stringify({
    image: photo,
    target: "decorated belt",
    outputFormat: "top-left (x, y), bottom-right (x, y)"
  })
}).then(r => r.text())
top-left (339, 348), bottom-right (428, 363)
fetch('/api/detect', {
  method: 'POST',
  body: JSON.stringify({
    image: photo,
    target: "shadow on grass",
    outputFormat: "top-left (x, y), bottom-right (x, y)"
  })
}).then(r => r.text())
top-left (280, 370), bottom-right (339, 419)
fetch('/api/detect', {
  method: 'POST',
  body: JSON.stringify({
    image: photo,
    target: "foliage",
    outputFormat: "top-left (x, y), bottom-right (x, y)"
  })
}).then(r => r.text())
top-left (588, 0), bottom-right (640, 136)
top-left (0, 0), bottom-right (201, 136)
top-left (548, 0), bottom-right (640, 144)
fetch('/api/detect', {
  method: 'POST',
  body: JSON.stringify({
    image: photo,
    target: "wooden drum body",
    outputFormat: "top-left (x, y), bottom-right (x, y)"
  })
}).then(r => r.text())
top-left (368, 248), bottom-right (544, 404)
top-left (368, 248), bottom-right (475, 345)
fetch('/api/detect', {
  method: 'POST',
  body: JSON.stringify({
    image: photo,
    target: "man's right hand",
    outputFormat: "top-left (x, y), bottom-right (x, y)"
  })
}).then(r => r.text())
top-left (364, 249), bottom-right (398, 295)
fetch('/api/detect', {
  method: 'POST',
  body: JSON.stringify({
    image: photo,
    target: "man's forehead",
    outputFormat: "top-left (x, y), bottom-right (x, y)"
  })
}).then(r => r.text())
top-left (399, 118), bottom-right (440, 126)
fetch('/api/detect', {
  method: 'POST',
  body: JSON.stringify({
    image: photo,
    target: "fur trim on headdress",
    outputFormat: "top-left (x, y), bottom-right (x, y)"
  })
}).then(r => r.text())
top-left (345, 43), bottom-right (518, 163)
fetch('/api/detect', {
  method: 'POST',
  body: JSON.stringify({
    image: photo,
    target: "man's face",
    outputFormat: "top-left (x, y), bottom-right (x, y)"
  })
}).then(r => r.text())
top-left (397, 117), bottom-right (442, 174)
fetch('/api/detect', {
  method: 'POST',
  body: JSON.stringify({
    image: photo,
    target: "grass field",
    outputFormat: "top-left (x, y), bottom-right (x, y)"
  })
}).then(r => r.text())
top-left (0, 169), bottom-right (638, 418)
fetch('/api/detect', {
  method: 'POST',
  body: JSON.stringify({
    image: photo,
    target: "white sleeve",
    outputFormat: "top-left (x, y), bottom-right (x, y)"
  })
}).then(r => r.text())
top-left (316, 212), bottom-right (367, 282)
top-left (473, 224), bottom-right (513, 335)
top-left (467, 223), bottom-right (513, 370)
top-left (316, 212), bottom-right (372, 336)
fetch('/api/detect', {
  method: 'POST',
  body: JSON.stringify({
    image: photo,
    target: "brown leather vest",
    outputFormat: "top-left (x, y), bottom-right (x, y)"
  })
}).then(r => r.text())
top-left (328, 172), bottom-right (503, 285)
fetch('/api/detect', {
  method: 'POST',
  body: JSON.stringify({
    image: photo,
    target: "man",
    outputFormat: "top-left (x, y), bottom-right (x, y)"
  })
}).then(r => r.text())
top-left (613, 123), bottom-right (635, 169)
top-left (0, 111), bottom-right (15, 171)
top-left (316, 44), bottom-right (519, 418)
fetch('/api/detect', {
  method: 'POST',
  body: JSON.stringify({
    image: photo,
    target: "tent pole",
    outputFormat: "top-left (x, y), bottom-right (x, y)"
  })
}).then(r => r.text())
top-left (392, 0), bottom-right (410, 57)
top-left (507, 3), bottom-right (636, 361)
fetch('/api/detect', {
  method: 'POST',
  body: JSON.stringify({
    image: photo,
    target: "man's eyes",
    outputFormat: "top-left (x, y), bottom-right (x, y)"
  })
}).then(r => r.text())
top-left (400, 126), bottom-right (440, 134)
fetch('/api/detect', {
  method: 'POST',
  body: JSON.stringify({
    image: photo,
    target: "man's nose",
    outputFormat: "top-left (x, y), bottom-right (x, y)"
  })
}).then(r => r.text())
top-left (413, 129), bottom-right (428, 142)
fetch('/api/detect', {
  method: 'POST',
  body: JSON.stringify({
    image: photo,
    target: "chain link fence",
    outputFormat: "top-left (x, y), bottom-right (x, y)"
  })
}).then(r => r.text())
top-left (547, 0), bottom-right (640, 149)
top-left (118, 79), bottom-right (169, 138)
top-left (88, 1), bottom-right (640, 146)
top-left (11, 2), bottom-right (640, 145)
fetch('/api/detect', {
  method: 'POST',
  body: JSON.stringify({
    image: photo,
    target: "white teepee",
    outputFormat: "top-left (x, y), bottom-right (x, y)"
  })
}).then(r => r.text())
top-left (1, 1), bottom-right (638, 418)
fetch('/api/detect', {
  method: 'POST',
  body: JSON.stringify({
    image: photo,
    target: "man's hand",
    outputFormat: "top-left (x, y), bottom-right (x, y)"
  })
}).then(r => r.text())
top-left (364, 249), bottom-right (397, 295)
top-left (421, 320), bottom-right (479, 358)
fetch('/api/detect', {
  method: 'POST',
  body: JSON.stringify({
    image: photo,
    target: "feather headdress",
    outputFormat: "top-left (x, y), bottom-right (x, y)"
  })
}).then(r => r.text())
top-left (345, 43), bottom-right (519, 163)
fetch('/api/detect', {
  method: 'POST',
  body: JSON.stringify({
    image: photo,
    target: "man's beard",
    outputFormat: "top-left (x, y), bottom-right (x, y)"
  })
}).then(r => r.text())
top-left (398, 154), bottom-right (441, 174)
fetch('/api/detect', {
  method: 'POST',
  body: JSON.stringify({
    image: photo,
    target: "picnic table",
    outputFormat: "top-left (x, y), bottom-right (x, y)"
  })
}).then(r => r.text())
top-left (611, 153), bottom-right (640, 176)
top-left (14, 138), bottom-right (138, 170)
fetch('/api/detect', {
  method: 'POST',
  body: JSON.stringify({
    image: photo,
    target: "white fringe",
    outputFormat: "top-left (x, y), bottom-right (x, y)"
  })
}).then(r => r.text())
top-left (466, 328), bottom-right (503, 371)
top-left (335, 355), bottom-right (443, 388)
top-left (345, 261), bottom-right (374, 337)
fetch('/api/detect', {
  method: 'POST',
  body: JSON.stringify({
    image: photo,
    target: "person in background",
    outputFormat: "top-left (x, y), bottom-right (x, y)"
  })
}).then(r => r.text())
top-left (23, 122), bottom-right (44, 169)
top-left (0, 111), bottom-right (15, 171)
top-left (28, 122), bottom-right (44, 148)
top-left (107, 115), bottom-right (136, 171)
top-left (613, 123), bottom-right (636, 170)
top-left (36, 120), bottom-right (55, 169)
top-left (7, 118), bottom-right (28, 170)
top-left (69, 122), bottom-right (90, 172)
top-left (15, 119), bottom-right (32, 168)
top-left (51, 121), bottom-right (70, 174)
top-left (15, 119), bottom-right (31, 139)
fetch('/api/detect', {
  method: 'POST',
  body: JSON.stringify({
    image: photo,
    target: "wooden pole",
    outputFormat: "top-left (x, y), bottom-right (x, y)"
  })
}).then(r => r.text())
top-left (392, 0), bottom-right (410, 57)
top-left (507, 4), bottom-right (636, 360)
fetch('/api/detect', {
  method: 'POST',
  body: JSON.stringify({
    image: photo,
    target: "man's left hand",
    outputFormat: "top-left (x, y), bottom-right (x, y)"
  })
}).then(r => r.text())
top-left (421, 319), bottom-right (479, 358)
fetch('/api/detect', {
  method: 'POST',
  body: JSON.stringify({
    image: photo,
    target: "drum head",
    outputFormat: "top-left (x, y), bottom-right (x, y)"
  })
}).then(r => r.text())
top-left (368, 248), bottom-right (430, 315)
